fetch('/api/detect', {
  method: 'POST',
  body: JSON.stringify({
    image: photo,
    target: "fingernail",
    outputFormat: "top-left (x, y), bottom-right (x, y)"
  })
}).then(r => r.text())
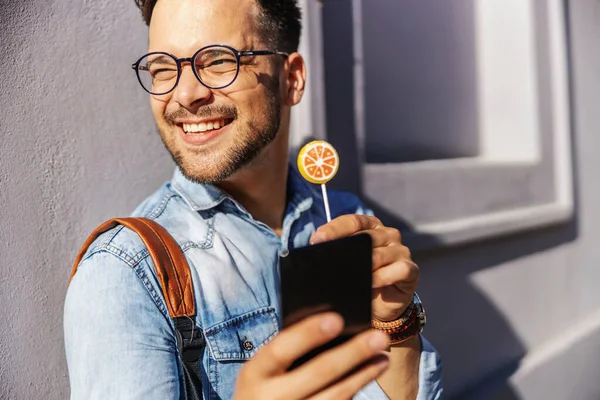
top-left (369, 331), bottom-right (389, 350)
top-left (310, 232), bottom-right (327, 245)
top-left (320, 314), bottom-right (342, 335)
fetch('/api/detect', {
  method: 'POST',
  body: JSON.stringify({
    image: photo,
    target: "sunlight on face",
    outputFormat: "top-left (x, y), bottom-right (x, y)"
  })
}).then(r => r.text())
top-left (148, 0), bottom-right (284, 184)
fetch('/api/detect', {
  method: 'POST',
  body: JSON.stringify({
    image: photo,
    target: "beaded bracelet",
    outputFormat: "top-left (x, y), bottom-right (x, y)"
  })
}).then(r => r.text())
top-left (371, 293), bottom-right (425, 344)
top-left (371, 305), bottom-right (418, 334)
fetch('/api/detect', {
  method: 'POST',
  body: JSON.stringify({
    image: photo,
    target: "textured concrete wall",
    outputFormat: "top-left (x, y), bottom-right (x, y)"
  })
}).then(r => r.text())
top-left (0, 1), bottom-right (173, 398)
top-left (323, 1), bottom-right (600, 399)
top-left (362, 1), bottom-right (480, 163)
top-left (417, 2), bottom-right (600, 397)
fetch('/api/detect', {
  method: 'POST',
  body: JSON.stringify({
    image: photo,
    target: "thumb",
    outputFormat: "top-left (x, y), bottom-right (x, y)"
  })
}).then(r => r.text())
top-left (250, 312), bottom-right (344, 376)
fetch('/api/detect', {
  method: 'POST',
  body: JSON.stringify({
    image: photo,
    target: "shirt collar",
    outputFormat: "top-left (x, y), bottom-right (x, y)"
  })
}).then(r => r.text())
top-left (285, 165), bottom-right (315, 216)
top-left (279, 166), bottom-right (315, 254)
top-left (170, 168), bottom-right (229, 211)
top-left (170, 165), bottom-right (315, 216)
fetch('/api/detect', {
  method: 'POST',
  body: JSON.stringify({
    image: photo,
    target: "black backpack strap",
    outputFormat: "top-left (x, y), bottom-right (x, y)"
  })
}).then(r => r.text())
top-left (175, 317), bottom-right (206, 400)
top-left (71, 217), bottom-right (206, 400)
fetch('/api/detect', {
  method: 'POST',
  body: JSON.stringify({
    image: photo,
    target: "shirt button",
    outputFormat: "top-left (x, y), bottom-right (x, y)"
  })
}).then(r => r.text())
top-left (280, 249), bottom-right (289, 257)
top-left (242, 339), bottom-right (254, 351)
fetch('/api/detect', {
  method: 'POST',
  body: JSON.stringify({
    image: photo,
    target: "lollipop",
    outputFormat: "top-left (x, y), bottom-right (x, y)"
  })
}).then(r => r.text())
top-left (297, 140), bottom-right (340, 222)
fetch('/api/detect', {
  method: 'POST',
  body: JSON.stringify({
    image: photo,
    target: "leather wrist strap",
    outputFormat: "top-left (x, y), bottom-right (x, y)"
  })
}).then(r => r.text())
top-left (388, 316), bottom-right (422, 345)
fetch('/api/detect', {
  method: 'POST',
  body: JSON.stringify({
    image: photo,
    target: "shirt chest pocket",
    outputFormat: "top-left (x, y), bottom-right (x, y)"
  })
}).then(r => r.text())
top-left (204, 307), bottom-right (279, 361)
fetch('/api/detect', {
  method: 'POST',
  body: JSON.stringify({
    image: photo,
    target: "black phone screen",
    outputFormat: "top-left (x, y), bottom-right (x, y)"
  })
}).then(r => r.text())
top-left (279, 233), bottom-right (373, 368)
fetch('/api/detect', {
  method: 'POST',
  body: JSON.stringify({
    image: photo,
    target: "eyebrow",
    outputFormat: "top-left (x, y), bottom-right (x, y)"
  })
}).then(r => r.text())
top-left (146, 56), bottom-right (177, 68)
top-left (201, 49), bottom-right (236, 58)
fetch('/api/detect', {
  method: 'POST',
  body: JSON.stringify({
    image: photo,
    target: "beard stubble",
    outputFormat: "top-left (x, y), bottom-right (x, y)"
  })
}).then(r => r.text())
top-left (157, 76), bottom-right (282, 185)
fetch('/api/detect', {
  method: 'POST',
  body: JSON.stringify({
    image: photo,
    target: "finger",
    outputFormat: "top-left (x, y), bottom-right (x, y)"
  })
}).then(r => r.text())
top-left (371, 244), bottom-right (408, 270)
top-left (357, 227), bottom-right (401, 249)
top-left (250, 313), bottom-right (344, 377)
top-left (308, 355), bottom-right (390, 400)
top-left (283, 329), bottom-right (389, 398)
top-left (310, 215), bottom-right (383, 244)
top-left (372, 260), bottom-right (420, 289)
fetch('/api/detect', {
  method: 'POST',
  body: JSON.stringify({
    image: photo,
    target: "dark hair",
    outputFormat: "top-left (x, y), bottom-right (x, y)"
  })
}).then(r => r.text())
top-left (134, 0), bottom-right (302, 53)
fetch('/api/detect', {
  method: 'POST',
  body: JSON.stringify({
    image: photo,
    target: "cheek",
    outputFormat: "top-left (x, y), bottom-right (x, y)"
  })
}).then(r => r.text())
top-left (225, 71), bottom-right (281, 115)
top-left (150, 96), bottom-right (169, 124)
top-left (230, 89), bottom-right (275, 119)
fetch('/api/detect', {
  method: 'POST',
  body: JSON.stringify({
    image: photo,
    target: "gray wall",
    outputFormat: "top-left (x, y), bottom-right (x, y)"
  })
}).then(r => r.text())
top-left (323, 0), bottom-right (600, 399)
top-left (1, 0), bottom-right (599, 399)
top-left (0, 2), bottom-right (173, 398)
top-left (362, 1), bottom-right (480, 163)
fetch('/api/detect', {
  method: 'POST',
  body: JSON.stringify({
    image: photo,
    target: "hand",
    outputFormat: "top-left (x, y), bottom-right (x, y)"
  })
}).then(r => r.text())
top-left (310, 215), bottom-right (419, 322)
top-left (232, 313), bottom-right (390, 400)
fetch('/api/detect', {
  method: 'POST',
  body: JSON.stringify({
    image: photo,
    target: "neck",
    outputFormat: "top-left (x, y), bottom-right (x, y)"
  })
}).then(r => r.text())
top-left (218, 129), bottom-right (290, 236)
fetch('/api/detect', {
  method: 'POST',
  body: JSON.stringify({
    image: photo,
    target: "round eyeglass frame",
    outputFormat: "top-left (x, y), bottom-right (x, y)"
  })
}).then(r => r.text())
top-left (131, 44), bottom-right (289, 95)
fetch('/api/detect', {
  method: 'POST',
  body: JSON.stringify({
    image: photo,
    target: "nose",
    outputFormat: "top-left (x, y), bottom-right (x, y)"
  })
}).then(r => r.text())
top-left (172, 63), bottom-right (212, 109)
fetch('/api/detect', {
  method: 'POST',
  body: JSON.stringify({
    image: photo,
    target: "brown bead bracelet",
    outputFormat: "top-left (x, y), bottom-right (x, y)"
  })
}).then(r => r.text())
top-left (371, 293), bottom-right (426, 344)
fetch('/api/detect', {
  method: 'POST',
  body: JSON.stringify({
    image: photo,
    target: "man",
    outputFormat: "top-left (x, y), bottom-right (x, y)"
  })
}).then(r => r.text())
top-left (64, 0), bottom-right (443, 399)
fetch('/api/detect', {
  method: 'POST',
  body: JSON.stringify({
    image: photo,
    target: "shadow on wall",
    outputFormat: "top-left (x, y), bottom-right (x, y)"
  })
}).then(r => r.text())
top-left (360, 1), bottom-right (480, 163)
top-left (320, 0), bottom-right (580, 398)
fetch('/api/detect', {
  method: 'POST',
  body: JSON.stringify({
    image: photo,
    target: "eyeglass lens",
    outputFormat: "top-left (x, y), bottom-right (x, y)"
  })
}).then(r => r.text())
top-left (136, 46), bottom-right (240, 95)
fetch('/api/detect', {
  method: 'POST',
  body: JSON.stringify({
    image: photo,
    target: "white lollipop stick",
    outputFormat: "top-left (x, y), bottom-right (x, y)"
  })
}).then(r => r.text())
top-left (321, 184), bottom-right (332, 223)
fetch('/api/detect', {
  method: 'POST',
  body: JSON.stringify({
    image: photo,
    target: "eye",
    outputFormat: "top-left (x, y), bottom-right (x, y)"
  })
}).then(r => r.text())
top-left (150, 66), bottom-right (178, 80)
top-left (201, 57), bottom-right (237, 69)
top-left (196, 48), bottom-right (238, 73)
top-left (198, 58), bottom-right (238, 75)
top-left (207, 58), bottom-right (237, 67)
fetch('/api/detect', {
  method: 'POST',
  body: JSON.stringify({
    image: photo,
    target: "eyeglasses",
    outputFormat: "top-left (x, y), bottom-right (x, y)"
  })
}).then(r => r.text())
top-left (132, 44), bottom-right (289, 95)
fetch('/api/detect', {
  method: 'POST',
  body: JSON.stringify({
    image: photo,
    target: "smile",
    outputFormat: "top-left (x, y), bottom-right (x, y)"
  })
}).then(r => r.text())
top-left (182, 118), bottom-right (233, 134)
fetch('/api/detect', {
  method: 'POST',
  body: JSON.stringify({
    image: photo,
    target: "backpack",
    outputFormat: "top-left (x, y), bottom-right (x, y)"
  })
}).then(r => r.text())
top-left (70, 218), bottom-right (205, 400)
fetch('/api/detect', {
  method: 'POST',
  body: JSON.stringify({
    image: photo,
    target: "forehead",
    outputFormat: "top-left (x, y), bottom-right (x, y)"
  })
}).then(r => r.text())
top-left (149, 0), bottom-right (263, 54)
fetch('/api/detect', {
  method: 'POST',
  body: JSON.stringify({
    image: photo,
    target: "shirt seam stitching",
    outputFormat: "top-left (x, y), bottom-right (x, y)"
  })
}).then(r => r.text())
top-left (76, 248), bottom-right (171, 321)
top-left (171, 180), bottom-right (228, 211)
top-left (146, 192), bottom-right (178, 220)
top-left (204, 306), bottom-right (275, 335)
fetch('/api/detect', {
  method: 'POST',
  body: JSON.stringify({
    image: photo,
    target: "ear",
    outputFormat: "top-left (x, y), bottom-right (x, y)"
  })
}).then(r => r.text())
top-left (282, 53), bottom-right (306, 107)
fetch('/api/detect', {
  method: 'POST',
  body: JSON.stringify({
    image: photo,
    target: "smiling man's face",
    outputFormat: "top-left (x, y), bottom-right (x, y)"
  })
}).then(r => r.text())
top-left (148, 0), bottom-right (285, 184)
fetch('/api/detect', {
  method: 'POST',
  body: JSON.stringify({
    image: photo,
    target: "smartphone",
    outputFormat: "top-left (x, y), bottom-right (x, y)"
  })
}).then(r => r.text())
top-left (280, 233), bottom-right (373, 369)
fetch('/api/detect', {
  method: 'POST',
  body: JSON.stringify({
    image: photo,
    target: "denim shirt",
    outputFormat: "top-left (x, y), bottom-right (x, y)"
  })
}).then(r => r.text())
top-left (64, 166), bottom-right (443, 400)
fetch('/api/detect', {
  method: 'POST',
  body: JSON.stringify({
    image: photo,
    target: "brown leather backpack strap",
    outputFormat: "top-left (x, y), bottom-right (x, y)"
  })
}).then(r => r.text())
top-left (69, 217), bottom-right (195, 319)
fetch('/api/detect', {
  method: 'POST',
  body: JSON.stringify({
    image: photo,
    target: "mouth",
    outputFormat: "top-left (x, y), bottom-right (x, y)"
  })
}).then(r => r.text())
top-left (176, 117), bottom-right (235, 147)
top-left (180, 118), bottom-right (234, 135)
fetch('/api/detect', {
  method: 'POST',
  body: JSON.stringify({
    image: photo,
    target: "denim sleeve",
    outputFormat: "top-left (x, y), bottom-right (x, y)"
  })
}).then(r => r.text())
top-left (354, 336), bottom-right (443, 400)
top-left (64, 251), bottom-right (181, 400)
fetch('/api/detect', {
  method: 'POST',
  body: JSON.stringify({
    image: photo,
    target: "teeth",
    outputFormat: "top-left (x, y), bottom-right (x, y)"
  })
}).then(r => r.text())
top-left (183, 119), bottom-right (229, 134)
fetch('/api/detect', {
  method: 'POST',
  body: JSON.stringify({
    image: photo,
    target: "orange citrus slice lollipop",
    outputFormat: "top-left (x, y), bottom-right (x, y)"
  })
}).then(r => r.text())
top-left (297, 140), bottom-right (340, 185)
